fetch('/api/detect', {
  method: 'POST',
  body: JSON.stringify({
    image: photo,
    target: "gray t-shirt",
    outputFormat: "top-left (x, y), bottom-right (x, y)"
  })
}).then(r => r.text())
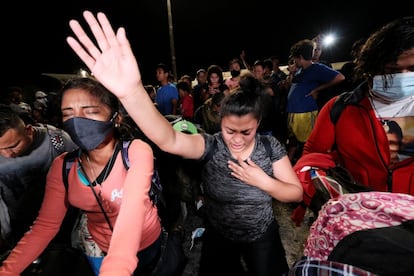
top-left (200, 132), bottom-right (286, 242)
top-left (0, 124), bottom-right (77, 243)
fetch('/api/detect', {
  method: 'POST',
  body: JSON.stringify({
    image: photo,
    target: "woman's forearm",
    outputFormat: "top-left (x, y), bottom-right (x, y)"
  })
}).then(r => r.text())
top-left (119, 85), bottom-right (177, 152)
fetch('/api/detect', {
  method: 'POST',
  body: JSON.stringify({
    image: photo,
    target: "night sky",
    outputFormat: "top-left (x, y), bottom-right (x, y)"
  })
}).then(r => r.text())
top-left (1, 0), bottom-right (408, 91)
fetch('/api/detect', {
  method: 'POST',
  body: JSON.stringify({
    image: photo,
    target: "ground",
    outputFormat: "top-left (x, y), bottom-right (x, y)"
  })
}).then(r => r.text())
top-left (180, 200), bottom-right (311, 275)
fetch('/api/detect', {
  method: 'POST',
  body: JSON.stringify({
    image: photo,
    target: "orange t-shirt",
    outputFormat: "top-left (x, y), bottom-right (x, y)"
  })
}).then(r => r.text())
top-left (0, 139), bottom-right (161, 276)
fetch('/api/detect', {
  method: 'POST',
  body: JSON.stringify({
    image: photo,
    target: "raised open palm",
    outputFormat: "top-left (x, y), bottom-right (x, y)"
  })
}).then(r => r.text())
top-left (66, 11), bottom-right (143, 100)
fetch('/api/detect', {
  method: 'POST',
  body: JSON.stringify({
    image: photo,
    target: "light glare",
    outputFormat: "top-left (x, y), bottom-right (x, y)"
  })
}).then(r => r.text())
top-left (323, 34), bottom-right (336, 47)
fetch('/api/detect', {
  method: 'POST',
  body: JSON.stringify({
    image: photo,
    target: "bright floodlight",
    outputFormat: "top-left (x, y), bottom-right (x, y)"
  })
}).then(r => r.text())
top-left (322, 34), bottom-right (336, 47)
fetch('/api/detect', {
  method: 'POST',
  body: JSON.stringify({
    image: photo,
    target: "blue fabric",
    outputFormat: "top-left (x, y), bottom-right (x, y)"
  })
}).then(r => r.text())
top-left (155, 83), bottom-right (179, 115)
top-left (86, 255), bottom-right (104, 276)
top-left (287, 63), bottom-right (340, 113)
top-left (83, 233), bottom-right (163, 276)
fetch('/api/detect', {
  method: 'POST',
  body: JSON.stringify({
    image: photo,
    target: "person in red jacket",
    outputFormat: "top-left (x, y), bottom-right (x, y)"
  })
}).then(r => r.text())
top-left (298, 16), bottom-right (414, 198)
top-left (176, 80), bottom-right (194, 120)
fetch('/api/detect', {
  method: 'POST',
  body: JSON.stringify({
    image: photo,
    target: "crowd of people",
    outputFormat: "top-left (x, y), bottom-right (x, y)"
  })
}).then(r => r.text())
top-left (0, 10), bottom-right (413, 276)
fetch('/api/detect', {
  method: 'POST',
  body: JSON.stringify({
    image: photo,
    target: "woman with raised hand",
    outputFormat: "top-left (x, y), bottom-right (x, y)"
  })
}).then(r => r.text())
top-left (0, 77), bottom-right (163, 276)
top-left (66, 11), bottom-right (302, 276)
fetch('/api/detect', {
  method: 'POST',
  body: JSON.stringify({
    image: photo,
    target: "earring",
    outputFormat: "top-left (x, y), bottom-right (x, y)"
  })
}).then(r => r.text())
top-left (115, 123), bottom-right (120, 128)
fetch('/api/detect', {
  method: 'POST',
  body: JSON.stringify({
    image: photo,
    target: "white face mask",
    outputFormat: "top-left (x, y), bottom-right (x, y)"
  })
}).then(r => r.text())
top-left (372, 72), bottom-right (414, 102)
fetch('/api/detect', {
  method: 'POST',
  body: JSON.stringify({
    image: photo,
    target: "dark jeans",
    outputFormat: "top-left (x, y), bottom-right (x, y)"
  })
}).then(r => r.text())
top-left (134, 230), bottom-right (187, 276)
top-left (199, 219), bottom-right (289, 276)
top-left (133, 232), bottom-right (162, 275)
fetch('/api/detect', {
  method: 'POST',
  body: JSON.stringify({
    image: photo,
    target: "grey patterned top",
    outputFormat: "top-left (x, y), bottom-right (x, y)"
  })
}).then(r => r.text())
top-left (200, 132), bottom-right (287, 242)
top-left (0, 124), bottom-right (77, 240)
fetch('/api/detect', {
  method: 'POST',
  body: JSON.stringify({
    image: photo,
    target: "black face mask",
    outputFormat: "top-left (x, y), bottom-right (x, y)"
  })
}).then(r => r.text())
top-left (230, 70), bottom-right (241, 78)
top-left (63, 113), bottom-right (116, 151)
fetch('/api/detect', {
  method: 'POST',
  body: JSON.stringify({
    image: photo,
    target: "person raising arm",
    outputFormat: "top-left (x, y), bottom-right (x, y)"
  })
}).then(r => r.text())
top-left (67, 11), bottom-right (302, 275)
top-left (67, 11), bottom-right (302, 199)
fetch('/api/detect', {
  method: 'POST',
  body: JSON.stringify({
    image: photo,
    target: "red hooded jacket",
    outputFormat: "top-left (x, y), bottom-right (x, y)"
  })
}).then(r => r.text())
top-left (291, 93), bottom-right (414, 225)
top-left (304, 95), bottom-right (414, 194)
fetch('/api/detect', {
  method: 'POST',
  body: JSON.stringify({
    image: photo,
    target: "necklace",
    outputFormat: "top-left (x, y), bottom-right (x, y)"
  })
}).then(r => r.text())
top-left (84, 142), bottom-right (118, 192)
top-left (369, 94), bottom-right (414, 132)
top-left (78, 142), bottom-right (118, 231)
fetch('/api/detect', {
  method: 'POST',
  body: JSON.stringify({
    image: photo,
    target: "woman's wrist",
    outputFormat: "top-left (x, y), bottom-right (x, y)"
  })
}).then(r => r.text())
top-left (119, 84), bottom-right (145, 103)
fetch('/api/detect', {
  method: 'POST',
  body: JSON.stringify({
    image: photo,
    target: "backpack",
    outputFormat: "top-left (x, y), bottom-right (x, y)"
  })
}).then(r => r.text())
top-left (62, 140), bottom-right (165, 219)
top-left (304, 192), bottom-right (414, 275)
top-left (291, 81), bottom-right (371, 226)
top-left (329, 80), bottom-right (367, 124)
top-left (62, 141), bottom-right (187, 276)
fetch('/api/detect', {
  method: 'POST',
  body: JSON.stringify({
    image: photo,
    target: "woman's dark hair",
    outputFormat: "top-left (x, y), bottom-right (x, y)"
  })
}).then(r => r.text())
top-left (355, 16), bottom-right (414, 80)
top-left (220, 74), bottom-right (263, 121)
top-left (61, 77), bottom-right (119, 114)
top-left (206, 64), bottom-right (224, 84)
top-left (60, 77), bottom-right (135, 139)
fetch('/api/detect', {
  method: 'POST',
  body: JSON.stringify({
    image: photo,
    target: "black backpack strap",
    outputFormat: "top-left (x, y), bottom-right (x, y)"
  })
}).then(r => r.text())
top-left (62, 149), bottom-right (80, 191)
top-left (120, 140), bottom-right (132, 170)
top-left (259, 135), bottom-right (272, 157)
top-left (203, 138), bottom-right (217, 164)
top-left (120, 139), bottom-right (164, 207)
top-left (330, 80), bottom-right (368, 124)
